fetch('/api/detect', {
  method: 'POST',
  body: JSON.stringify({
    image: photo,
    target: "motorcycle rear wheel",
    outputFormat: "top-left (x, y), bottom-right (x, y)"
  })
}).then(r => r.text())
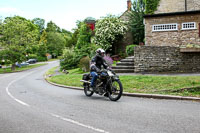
top-left (108, 80), bottom-right (123, 101)
top-left (84, 83), bottom-right (94, 97)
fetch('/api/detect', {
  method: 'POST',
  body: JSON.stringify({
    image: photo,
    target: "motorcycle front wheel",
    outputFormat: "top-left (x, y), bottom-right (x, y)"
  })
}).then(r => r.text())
top-left (108, 80), bottom-right (123, 101)
top-left (83, 83), bottom-right (94, 97)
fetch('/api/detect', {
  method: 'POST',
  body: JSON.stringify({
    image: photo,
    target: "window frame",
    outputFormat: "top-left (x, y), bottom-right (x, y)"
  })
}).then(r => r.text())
top-left (152, 23), bottom-right (178, 32)
top-left (181, 22), bottom-right (196, 30)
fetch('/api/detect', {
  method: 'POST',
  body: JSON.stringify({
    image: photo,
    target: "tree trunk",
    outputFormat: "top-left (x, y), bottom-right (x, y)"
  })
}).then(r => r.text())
top-left (11, 64), bottom-right (16, 71)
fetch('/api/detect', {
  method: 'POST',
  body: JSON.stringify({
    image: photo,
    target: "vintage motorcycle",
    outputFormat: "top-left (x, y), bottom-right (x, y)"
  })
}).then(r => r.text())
top-left (80, 69), bottom-right (123, 101)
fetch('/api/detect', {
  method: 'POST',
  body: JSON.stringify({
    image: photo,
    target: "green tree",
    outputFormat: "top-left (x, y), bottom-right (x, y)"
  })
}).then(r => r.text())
top-left (46, 21), bottom-right (61, 33)
top-left (61, 29), bottom-right (72, 36)
top-left (65, 21), bottom-right (82, 47)
top-left (0, 16), bottom-right (3, 35)
top-left (45, 21), bottom-right (66, 57)
top-left (32, 18), bottom-right (45, 34)
top-left (39, 29), bottom-right (47, 44)
top-left (68, 28), bottom-right (79, 47)
top-left (145, 0), bottom-right (160, 14)
top-left (93, 15), bottom-right (128, 51)
top-left (46, 32), bottom-right (66, 57)
top-left (0, 16), bottom-right (39, 70)
top-left (76, 22), bottom-right (92, 49)
top-left (60, 29), bottom-right (72, 47)
top-left (25, 30), bottom-right (48, 61)
top-left (38, 30), bottom-right (48, 60)
top-left (129, 0), bottom-right (145, 44)
top-left (75, 22), bottom-right (97, 60)
top-left (37, 43), bottom-right (47, 61)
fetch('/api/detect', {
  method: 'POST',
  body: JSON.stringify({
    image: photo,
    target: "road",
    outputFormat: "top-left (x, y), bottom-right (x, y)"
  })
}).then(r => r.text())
top-left (0, 61), bottom-right (200, 133)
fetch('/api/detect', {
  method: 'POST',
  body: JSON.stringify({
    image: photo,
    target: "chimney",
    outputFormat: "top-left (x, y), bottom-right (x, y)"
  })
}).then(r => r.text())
top-left (127, 0), bottom-right (132, 11)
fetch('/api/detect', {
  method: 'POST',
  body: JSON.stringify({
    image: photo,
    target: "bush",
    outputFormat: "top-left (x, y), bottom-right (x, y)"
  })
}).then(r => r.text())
top-left (60, 48), bottom-right (78, 70)
top-left (74, 43), bottom-right (100, 61)
top-left (79, 56), bottom-right (90, 72)
top-left (119, 51), bottom-right (127, 59)
top-left (37, 56), bottom-right (47, 62)
top-left (126, 45), bottom-right (137, 56)
top-left (27, 54), bottom-right (37, 59)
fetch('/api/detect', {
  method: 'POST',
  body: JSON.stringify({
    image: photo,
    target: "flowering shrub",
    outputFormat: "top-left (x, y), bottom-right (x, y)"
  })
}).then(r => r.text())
top-left (93, 15), bottom-right (128, 50)
top-left (104, 54), bottom-right (113, 67)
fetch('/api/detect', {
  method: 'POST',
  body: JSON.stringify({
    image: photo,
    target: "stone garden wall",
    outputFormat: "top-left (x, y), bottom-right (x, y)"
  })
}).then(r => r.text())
top-left (134, 46), bottom-right (200, 73)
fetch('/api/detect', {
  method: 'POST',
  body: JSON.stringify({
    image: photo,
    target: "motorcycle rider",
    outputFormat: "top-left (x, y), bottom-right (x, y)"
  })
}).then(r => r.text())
top-left (90, 48), bottom-right (108, 91)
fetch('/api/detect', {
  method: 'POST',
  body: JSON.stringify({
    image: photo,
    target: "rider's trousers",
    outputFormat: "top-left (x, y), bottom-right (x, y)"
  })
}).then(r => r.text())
top-left (90, 71), bottom-right (98, 87)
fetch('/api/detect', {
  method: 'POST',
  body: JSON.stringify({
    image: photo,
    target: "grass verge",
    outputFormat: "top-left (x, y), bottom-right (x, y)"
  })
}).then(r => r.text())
top-left (0, 63), bottom-right (47, 74)
top-left (46, 67), bottom-right (200, 97)
top-left (45, 66), bottom-right (59, 75)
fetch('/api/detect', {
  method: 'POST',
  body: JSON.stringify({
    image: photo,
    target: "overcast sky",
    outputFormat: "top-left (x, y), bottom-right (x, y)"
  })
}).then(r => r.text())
top-left (0, 0), bottom-right (128, 31)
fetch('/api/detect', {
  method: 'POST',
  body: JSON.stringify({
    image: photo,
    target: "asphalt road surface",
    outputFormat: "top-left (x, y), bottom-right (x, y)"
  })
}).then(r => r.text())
top-left (0, 61), bottom-right (200, 133)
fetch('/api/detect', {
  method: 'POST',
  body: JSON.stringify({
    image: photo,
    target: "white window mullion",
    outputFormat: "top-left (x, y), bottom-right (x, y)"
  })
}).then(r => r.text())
top-left (152, 23), bottom-right (178, 32)
top-left (182, 22), bottom-right (196, 30)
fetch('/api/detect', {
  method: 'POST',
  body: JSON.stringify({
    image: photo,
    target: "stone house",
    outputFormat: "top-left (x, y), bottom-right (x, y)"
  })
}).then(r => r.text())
top-left (144, 0), bottom-right (200, 47)
top-left (114, 0), bottom-right (133, 55)
top-left (134, 0), bottom-right (200, 73)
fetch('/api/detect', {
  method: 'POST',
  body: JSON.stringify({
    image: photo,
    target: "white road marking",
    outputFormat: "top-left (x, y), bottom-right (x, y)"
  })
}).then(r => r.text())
top-left (49, 113), bottom-right (109, 133)
top-left (5, 69), bottom-right (109, 133)
top-left (6, 72), bottom-right (34, 107)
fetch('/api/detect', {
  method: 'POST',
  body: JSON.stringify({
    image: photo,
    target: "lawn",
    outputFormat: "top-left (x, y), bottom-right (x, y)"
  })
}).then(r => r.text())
top-left (0, 63), bottom-right (47, 74)
top-left (46, 67), bottom-right (200, 97)
top-left (120, 75), bottom-right (200, 97)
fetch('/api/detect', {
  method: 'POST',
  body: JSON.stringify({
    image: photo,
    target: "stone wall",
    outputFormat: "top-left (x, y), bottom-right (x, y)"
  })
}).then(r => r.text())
top-left (155, 0), bottom-right (185, 14)
top-left (155, 0), bottom-right (200, 14)
top-left (187, 0), bottom-right (200, 11)
top-left (134, 46), bottom-right (200, 73)
top-left (144, 13), bottom-right (200, 47)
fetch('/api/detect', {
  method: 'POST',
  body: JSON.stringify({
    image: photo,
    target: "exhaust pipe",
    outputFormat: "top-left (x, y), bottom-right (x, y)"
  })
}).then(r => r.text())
top-left (80, 80), bottom-right (91, 84)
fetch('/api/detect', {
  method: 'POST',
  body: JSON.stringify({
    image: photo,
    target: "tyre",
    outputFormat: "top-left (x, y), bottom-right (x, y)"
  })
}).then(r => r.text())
top-left (108, 80), bottom-right (123, 101)
top-left (84, 83), bottom-right (94, 97)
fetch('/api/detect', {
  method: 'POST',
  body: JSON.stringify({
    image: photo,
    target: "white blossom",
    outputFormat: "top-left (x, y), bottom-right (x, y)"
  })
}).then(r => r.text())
top-left (93, 15), bottom-right (128, 50)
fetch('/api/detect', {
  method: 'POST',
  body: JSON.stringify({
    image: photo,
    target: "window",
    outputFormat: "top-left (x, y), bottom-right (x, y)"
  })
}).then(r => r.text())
top-left (152, 23), bottom-right (178, 32)
top-left (182, 22), bottom-right (196, 30)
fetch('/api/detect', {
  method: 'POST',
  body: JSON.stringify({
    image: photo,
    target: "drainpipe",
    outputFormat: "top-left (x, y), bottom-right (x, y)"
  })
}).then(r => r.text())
top-left (185, 0), bottom-right (187, 11)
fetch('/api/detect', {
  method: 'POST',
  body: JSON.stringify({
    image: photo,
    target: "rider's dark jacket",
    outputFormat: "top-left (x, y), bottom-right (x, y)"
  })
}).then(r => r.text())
top-left (90, 55), bottom-right (108, 72)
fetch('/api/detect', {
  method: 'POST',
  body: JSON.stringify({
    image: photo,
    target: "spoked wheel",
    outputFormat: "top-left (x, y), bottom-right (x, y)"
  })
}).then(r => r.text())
top-left (84, 83), bottom-right (94, 97)
top-left (108, 80), bottom-right (123, 101)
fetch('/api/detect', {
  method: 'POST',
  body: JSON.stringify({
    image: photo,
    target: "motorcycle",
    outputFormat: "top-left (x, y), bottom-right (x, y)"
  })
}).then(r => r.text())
top-left (80, 69), bottom-right (123, 101)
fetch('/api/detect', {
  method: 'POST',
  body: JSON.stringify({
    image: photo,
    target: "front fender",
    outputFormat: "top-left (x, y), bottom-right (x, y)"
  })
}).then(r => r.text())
top-left (112, 75), bottom-right (120, 81)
